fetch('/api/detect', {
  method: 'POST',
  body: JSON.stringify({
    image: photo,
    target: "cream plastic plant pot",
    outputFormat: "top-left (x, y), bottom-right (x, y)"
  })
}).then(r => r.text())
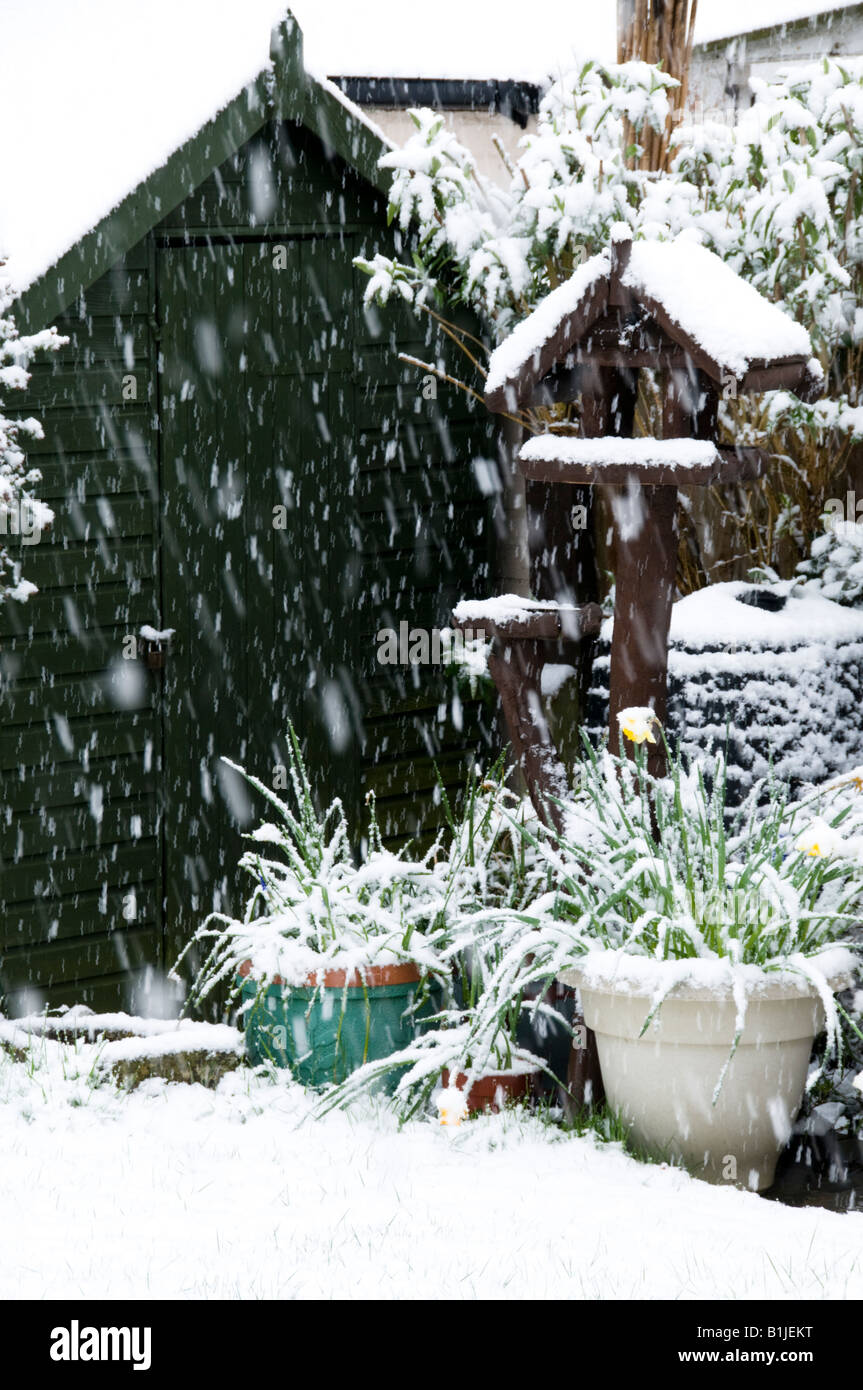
top-left (560, 966), bottom-right (844, 1191)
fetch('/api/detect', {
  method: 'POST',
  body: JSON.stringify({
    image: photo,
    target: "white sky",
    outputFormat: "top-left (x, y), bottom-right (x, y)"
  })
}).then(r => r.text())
top-left (1, 0), bottom-right (859, 295)
top-left (290, 0), bottom-right (863, 79)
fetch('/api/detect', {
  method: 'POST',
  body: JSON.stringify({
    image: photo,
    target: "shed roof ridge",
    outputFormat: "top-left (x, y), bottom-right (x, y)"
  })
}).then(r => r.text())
top-left (6, 10), bottom-right (394, 331)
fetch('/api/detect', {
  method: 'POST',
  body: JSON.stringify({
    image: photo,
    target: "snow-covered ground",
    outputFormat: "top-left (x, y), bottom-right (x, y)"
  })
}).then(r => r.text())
top-left (1, 1037), bottom-right (861, 1300)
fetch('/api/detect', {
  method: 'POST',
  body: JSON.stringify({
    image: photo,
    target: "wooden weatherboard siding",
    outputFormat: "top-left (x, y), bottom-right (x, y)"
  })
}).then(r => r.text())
top-left (0, 241), bottom-right (162, 1014)
top-left (0, 116), bottom-right (495, 1011)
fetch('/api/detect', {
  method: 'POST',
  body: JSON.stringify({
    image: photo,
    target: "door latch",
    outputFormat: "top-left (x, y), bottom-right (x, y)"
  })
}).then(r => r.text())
top-left (139, 625), bottom-right (175, 671)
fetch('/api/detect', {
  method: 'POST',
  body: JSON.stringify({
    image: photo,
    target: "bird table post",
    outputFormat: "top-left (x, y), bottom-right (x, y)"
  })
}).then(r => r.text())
top-left (606, 481), bottom-right (677, 775)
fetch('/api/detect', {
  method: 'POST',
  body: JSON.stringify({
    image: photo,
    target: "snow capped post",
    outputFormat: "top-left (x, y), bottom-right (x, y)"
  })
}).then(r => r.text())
top-left (484, 226), bottom-right (824, 778)
top-left (608, 221), bottom-right (632, 307)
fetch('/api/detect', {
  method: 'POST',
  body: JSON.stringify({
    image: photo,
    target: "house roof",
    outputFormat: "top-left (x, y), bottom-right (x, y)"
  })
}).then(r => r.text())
top-left (0, 3), bottom-right (393, 329)
top-left (291, 1), bottom-right (862, 78)
top-left (484, 228), bottom-right (820, 412)
top-left (694, 0), bottom-right (861, 49)
top-left (288, 0), bottom-right (615, 81)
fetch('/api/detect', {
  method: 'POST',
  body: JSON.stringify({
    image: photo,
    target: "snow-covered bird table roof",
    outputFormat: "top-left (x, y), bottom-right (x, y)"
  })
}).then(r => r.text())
top-left (483, 222), bottom-right (827, 781)
top-left (484, 225), bottom-right (823, 413)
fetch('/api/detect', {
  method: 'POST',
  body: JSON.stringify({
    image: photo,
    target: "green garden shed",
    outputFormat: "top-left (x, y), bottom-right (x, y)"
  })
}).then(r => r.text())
top-left (0, 12), bottom-right (496, 1014)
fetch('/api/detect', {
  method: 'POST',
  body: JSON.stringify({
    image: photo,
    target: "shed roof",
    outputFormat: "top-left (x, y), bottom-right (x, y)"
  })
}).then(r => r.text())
top-left (0, 3), bottom-right (392, 329)
top-left (485, 230), bottom-right (820, 411)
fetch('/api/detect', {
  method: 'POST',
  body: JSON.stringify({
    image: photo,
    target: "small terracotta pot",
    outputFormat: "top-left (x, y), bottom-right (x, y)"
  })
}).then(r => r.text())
top-left (237, 959), bottom-right (421, 989)
top-left (441, 1068), bottom-right (534, 1114)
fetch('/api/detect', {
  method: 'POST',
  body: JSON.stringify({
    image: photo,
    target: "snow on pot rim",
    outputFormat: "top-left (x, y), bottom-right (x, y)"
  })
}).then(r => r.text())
top-left (558, 943), bottom-right (858, 1003)
top-left (227, 932), bottom-right (445, 992)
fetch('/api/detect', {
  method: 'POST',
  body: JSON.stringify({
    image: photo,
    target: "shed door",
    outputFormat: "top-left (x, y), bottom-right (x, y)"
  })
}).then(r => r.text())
top-left (157, 237), bottom-right (359, 960)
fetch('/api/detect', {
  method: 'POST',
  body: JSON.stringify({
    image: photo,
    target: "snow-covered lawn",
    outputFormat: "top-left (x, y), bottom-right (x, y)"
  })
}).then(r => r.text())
top-left (1, 1039), bottom-right (861, 1300)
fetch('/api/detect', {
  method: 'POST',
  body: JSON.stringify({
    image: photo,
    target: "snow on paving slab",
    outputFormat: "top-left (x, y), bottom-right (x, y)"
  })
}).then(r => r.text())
top-left (9, 1007), bottom-right (188, 1041)
top-left (0, 1043), bottom-right (861, 1299)
top-left (98, 1023), bottom-right (244, 1062)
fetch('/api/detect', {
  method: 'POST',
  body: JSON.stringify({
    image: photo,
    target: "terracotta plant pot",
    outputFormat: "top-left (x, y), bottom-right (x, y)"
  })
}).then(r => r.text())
top-left (441, 1068), bottom-right (535, 1114)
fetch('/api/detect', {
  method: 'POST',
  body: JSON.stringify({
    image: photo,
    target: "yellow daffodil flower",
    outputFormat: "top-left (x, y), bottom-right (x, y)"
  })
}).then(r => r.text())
top-left (436, 1086), bottom-right (468, 1128)
top-left (616, 706), bottom-right (660, 745)
top-left (794, 817), bottom-right (844, 858)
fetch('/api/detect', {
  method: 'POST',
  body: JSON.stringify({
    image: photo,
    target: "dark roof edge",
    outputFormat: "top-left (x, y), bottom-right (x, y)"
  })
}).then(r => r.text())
top-left (12, 13), bottom-right (393, 332)
top-left (333, 77), bottom-right (541, 127)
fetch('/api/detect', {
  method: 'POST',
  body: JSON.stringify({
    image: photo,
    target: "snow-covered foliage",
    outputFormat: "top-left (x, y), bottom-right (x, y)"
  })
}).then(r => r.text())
top-left (363, 60), bottom-right (676, 334)
top-left (795, 517), bottom-right (863, 606)
top-left (365, 56), bottom-right (863, 373)
top-left (450, 731), bottom-right (863, 1100)
top-left (180, 739), bottom-right (560, 1111)
top-left (177, 729), bottom-right (454, 1002)
top-left (359, 55), bottom-right (863, 576)
top-left (315, 771), bottom-right (558, 1116)
top-left (297, 726), bottom-right (861, 1116)
top-left (554, 738), bottom-right (863, 967)
top-left (0, 309), bottom-right (62, 602)
top-left (438, 624), bottom-right (493, 695)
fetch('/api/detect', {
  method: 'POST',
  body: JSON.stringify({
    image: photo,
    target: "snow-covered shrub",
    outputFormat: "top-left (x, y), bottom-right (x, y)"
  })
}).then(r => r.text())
top-left (438, 624), bottom-right (493, 697)
top-left (0, 305), bottom-right (64, 601)
top-left (588, 580), bottom-right (863, 801)
top-left (360, 58), bottom-right (675, 341)
top-left (357, 55), bottom-right (863, 582)
top-left (794, 517), bottom-right (863, 606)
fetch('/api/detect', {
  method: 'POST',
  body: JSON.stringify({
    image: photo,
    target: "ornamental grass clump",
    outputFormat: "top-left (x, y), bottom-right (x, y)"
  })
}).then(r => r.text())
top-left (314, 767), bottom-right (559, 1119)
top-left (558, 732), bottom-right (863, 969)
top-left (481, 728), bottom-right (862, 970)
top-left (176, 727), bottom-right (452, 1013)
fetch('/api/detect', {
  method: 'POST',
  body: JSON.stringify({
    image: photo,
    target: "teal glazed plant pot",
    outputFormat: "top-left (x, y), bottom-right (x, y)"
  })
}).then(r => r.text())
top-left (238, 960), bottom-right (438, 1089)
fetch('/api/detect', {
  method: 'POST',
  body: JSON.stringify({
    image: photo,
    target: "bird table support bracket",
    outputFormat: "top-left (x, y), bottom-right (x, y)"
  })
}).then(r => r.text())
top-left (486, 638), bottom-right (570, 836)
top-left (450, 599), bottom-right (603, 834)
